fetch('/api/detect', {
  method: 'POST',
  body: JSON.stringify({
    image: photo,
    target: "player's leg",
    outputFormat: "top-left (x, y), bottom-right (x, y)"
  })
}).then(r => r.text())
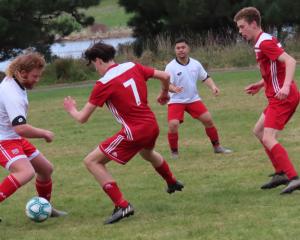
top-left (167, 104), bottom-right (184, 158)
top-left (168, 119), bottom-right (180, 158)
top-left (0, 159), bottom-right (34, 202)
top-left (31, 153), bottom-right (53, 201)
top-left (191, 101), bottom-right (231, 153)
top-left (84, 147), bottom-right (133, 224)
top-left (139, 148), bottom-right (184, 193)
top-left (263, 103), bottom-right (300, 194)
top-left (31, 153), bottom-right (67, 217)
top-left (253, 114), bottom-right (288, 189)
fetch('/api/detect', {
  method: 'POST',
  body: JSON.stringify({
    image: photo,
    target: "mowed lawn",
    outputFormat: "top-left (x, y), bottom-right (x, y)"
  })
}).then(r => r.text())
top-left (1, 68), bottom-right (300, 240)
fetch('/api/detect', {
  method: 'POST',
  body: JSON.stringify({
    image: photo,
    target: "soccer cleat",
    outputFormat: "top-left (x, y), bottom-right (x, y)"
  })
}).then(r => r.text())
top-left (261, 173), bottom-right (289, 189)
top-left (50, 207), bottom-right (68, 217)
top-left (166, 180), bottom-right (184, 194)
top-left (280, 179), bottom-right (300, 194)
top-left (213, 146), bottom-right (232, 154)
top-left (104, 203), bottom-right (134, 224)
top-left (171, 150), bottom-right (179, 159)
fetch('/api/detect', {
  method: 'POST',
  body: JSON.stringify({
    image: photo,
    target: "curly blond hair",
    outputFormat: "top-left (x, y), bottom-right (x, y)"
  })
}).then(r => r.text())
top-left (6, 52), bottom-right (45, 77)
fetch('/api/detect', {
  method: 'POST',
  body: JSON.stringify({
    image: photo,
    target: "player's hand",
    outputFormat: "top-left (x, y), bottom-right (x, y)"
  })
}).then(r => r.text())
top-left (171, 85), bottom-right (184, 93)
top-left (211, 86), bottom-right (220, 96)
top-left (244, 83), bottom-right (262, 95)
top-left (157, 91), bottom-right (170, 105)
top-left (43, 130), bottom-right (54, 143)
top-left (275, 85), bottom-right (290, 100)
top-left (63, 96), bottom-right (76, 112)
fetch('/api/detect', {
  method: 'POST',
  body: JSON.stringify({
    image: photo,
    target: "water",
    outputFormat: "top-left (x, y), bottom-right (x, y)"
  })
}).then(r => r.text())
top-left (0, 37), bottom-right (135, 72)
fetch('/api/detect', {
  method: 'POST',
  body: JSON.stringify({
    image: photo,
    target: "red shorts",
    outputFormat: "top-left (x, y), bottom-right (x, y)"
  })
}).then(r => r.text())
top-left (264, 93), bottom-right (300, 130)
top-left (0, 138), bottom-right (40, 169)
top-left (99, 125), bottom-right (159, 165)
top-left (168, 101), bottom-right (208, 123)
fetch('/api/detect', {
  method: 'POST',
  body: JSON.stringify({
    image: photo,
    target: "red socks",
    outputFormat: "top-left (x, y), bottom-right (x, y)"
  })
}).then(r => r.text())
top-left (155, 160), bottom-right (176, 185)
top-left (0, 174), bottom-right (20, 202)
top-left (103, 182), bottom-right (128, 208)
top-left (168, 132), bottom-right (178, 152)
top-left (205, 127), bottom-right (220, 147)
top-left (36, 178), bottom-right (52, 201)
top-left (271, 143), bottom-right (298, 179)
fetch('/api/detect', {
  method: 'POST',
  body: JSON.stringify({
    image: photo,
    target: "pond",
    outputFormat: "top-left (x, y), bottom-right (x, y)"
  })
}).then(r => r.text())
top-left (0, 37), bottom-right (135, 72)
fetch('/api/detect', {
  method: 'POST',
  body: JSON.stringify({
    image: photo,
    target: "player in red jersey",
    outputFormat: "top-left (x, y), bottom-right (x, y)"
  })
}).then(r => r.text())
top-left (63, 42), bottom-right (184, 224)
top-left (234, 7), bottom-right (300, 194)
top-left (0, 53), bottom-right (67, 220)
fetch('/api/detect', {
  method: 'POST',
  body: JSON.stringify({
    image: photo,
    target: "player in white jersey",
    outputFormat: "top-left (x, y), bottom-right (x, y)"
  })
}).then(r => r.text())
top-left (165, 38), bottom-right (232, 158)
top-left (0, 53), bottom-right (66, 220)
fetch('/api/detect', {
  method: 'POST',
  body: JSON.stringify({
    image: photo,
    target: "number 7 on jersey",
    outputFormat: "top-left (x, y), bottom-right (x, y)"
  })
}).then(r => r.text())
top-left (123, 79), bottom-right (141, 106)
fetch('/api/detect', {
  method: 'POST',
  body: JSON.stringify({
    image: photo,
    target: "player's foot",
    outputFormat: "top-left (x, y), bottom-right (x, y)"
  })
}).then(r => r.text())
top-left (213, 146), bottom-right (232, 154)
top-left (171, 150), bottom-right (179, 159)
top-left (50, 207), bottom-right (68, 217)
top-left (261, 173), bottom-right (289, 189)
top-left (104, 203), bottom-right (134, 224)
top-left (280, 178), bottom-right (300, 194)
top-left (166, 180), bottom-right (184, 194)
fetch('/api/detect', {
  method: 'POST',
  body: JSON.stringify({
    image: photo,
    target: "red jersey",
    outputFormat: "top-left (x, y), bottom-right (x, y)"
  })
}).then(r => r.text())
top-left (254, 32), bottom-right (298, 99)
top-left (89, 62), bottom-right (157, 141)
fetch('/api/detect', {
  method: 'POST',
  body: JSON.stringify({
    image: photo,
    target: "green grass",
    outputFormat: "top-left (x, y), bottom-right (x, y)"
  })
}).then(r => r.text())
top-left (84, 0), bottom-right (132, 28)
top-left (1, 68), bottom-right (300, 240)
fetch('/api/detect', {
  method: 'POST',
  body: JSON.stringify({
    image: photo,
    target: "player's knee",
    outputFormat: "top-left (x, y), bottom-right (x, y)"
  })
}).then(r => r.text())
top-left (168, 121), bottom-right (179, 132)
top-left (83, 156), bottom-right (94, 170)
top-left (252, 128), bottom-right (261, 139)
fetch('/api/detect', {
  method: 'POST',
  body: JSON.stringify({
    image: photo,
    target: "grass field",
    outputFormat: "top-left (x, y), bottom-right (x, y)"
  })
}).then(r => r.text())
top-left (84, 0), bottom-right (132, 28)
top-left (1, 68), bottom-right (300, 240)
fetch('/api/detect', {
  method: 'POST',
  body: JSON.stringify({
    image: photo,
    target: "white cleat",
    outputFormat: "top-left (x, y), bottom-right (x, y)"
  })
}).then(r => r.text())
top-left (214, 146), bottom-right (232, 154)
top-left (50, 207), bottom-right (68, 217)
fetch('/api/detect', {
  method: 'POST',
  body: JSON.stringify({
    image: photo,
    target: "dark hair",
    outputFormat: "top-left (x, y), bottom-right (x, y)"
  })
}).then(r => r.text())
top-left (84, 41), bottom-right (116, 65)
top-left (175, 38), bottom-right (189, 45)
top-left (234, 7), bottom-right (261, 26)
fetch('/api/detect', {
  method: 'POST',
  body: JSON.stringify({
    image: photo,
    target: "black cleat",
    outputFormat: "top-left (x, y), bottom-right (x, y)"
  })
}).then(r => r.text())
top-left (104, 203), bottom-right (134, 224)
top-left (166, 180), bottom-right (184, 194)
top-left (261, 173), bottom-right (289, 189)
top-left (280, 179), bottom-right (300, 194)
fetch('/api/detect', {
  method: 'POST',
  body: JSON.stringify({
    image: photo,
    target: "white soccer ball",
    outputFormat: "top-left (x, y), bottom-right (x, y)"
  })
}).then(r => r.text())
top-left (25, 197), bottom-right (52, 222)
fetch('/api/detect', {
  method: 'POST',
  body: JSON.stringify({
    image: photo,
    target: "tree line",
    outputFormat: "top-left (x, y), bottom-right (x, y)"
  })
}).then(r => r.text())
top-left (1, 0), bottom-right (299, 60)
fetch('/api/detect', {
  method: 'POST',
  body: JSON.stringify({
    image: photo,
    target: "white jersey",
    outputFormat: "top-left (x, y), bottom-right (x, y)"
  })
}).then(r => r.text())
top-left (0, 76), bottom-right (28, 140)
top-left (165, 57), bottom-right (209, 104)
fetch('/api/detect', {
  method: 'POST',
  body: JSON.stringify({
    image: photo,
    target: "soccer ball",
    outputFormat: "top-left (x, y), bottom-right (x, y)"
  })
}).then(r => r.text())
top-left (25, 197), bottom-right (52, 222)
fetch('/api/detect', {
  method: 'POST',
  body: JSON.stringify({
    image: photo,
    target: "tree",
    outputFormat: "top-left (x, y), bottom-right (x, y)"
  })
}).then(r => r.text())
top-left (0, 0), bottom-right (100, 61)
top-left (119, 0), bottom-right (300, 53)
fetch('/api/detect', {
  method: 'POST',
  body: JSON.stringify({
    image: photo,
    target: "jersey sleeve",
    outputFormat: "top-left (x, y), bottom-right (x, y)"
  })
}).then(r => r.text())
top-left (1, 92), bottom-right (27, 124)
top-left (88, 82), bottom-right (111, 107)
top-left (260, 40), bottom-right (284, 61)
top-left (197, 62), bottom-right (209, 81)
top-left (135, 63), bottom-right (155, 80)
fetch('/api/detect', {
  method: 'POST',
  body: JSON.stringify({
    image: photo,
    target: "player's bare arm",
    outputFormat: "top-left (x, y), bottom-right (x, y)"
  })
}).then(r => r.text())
top-left (244, 79), bottom-right (264, 95)
top-left (153, 70), bottom-right (171, 105)
top-left (275, 52), bottom-right (297, 100)
top-left (203, 77), bottom-right (220, 96)
top-left (63, 96), bottom-right (97, 123)
top-left (13, 124), bottom-right (54, 143)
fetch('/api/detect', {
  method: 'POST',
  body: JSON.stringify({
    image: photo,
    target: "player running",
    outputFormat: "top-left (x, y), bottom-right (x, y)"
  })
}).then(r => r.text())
top-left (234, 7), bottom-right (300, 194)
top-left (63, 42), bottom-right (184, 224)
